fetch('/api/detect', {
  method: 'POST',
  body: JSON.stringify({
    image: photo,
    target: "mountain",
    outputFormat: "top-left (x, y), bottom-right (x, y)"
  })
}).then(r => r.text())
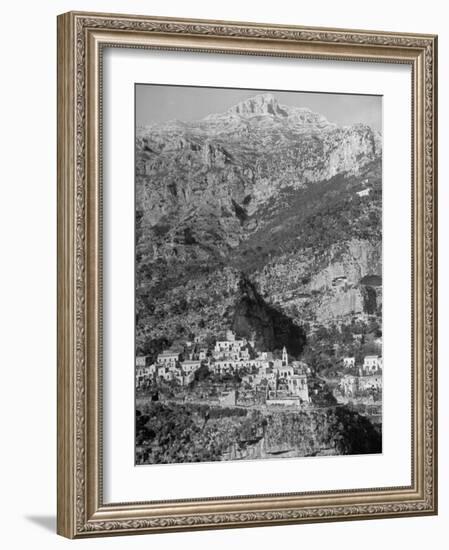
top-left (136, 93), bottom-right (382, 356)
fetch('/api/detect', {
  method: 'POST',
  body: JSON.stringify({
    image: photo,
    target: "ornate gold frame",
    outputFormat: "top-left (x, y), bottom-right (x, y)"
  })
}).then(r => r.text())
top-left (57, 11), bottom-right (438, 538)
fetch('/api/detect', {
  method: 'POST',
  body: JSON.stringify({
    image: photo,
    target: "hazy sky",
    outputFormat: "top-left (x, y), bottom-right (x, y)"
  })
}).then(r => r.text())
top-left (136, 84), bottom-right (382, 132)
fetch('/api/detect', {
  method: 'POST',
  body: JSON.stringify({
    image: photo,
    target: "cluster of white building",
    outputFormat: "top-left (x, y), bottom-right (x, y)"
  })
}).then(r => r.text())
top-left (340, 354), bottom-right (383, 397)
top-left (136, 345), bottom-right (205, 387)
top-left (136, 330), bottom-right (310, 404)
top-left (342, 354), bottom-right (383, 375)
top-left (340, 373), bottom-right (382, 397)
top-left (241, 349), bottom-right (310, 403)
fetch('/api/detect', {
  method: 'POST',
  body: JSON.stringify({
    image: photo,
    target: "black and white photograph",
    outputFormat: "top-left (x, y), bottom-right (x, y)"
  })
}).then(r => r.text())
top-left (134, 84), bottom-right (383, 465)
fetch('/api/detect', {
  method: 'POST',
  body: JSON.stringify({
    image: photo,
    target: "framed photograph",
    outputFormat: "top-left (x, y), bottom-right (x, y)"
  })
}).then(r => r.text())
top-left (57, 11), bottom-right (438, 538)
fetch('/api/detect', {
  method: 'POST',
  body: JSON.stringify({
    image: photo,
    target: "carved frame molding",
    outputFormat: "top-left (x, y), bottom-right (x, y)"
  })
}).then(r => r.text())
top-left (57, 11), bottom-right (437, 538)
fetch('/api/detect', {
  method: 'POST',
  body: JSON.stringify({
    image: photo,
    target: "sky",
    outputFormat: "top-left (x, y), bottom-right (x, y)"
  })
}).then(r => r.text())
top-left (136, 84), bottom-right (382, 132)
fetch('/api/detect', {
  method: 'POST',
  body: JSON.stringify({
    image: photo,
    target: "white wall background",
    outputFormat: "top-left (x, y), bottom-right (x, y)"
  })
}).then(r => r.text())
top-left (0, 1), bottom-right (446, 548)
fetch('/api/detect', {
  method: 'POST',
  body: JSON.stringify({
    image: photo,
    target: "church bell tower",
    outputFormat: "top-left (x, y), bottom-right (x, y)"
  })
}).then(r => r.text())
top-left (282, 346), bottom-right (288, 366)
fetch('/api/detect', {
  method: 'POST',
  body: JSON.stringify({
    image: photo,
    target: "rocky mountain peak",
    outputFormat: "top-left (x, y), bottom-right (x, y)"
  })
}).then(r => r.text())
top-left (226, 93), bottom-right (336, 131)
top-left (228, 93), bottom-right (290, 117)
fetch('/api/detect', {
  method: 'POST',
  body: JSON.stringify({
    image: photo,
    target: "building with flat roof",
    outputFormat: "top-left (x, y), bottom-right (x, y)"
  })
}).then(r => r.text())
top-left (363, 355), bottom-right (382, 374)
top-left (157, 350), bottom-right (181, 365)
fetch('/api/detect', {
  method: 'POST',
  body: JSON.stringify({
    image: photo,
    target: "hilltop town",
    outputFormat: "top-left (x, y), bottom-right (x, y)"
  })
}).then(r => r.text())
top-left (136, 329), bottom-right (382, 414)
top-left (135, 329), bottom-right (382, 464)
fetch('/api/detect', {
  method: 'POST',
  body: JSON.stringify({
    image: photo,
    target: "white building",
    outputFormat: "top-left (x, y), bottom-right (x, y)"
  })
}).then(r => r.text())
top-left (275, 365), bottom-right (294, 379)
top-left (373, 337), bottom-right (383, 352)
top-left (180, 360), bottom-right (201, 374)
top-left (214, 339), bottom-right (246, 353)
top-left (291, 360), bottom-right (311, 375)
top-left (270, 347), bottom-right (289, 371)
top-left (157, 363), bottom-right (181, 381)
top-left (136, 355), bottom-right (149, 367)
top-left (343, 357), bottom-right (355, 369)
top-left (287, 374), bottom-right (310, 402)
top-left (242, 365), bottom-right (276, 387)
top-left (341, 374), bottom-right (358, 396)
top-left (210, 360), bottom-right (237, 375)
top-left (255, 358), bottom-right (270, 370)
top-left (359, 374), bottom-right (382, 391)
top-left (214, 330), bottom-right (247, 356)
top-left (363, 355), bottom-right (382, 374)
top-left (135, 363), bottom-right (157, 387)
top-left (157, 350), bottom-right (180, 365)
top-left (157, 365), bottom-right (171, 381)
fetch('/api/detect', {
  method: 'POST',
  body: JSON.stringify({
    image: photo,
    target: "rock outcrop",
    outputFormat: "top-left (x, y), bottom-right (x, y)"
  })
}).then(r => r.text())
top-left (136, 402), bottom-right (382, 464)
top-left (232, 276), bottom-right (307, 356)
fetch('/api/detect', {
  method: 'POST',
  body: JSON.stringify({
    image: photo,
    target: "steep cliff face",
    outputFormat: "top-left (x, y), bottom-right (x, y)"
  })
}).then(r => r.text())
top-left (136, 93), bottom-right (382, 354)
top-left (223, 407), bottom-right (382, 460)
top-left (254, 238), bottom-right (381, 324)
top-left (136, 402), bottom-right (382, 464)
top-left (262, 407), bottom-right (381, 457)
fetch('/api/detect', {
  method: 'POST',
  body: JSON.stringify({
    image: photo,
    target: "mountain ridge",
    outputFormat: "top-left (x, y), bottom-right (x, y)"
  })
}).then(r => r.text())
top-left (136, 92), bottom-right (382, 356)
